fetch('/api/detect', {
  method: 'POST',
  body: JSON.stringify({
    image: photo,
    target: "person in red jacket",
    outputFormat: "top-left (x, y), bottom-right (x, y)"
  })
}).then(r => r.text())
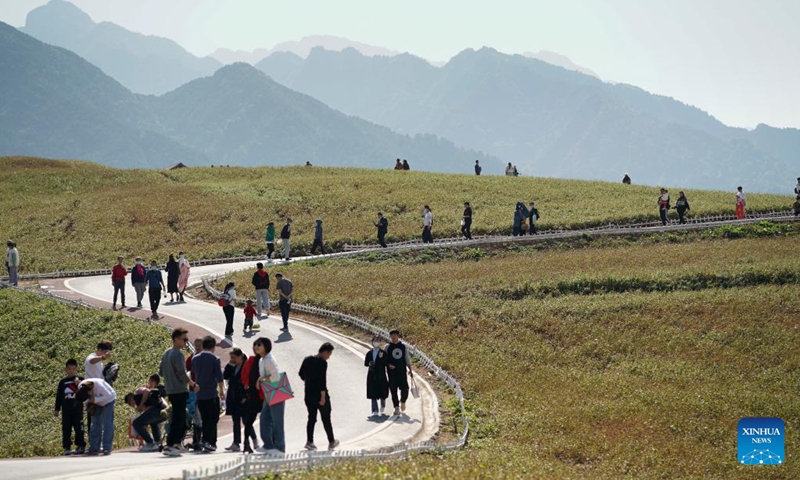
top-left (243, 300), bottom-right (257, 333)
top-left (240, 340), bottom-right (263, 453)
top-left (111, 256), bottom-right (127, 311)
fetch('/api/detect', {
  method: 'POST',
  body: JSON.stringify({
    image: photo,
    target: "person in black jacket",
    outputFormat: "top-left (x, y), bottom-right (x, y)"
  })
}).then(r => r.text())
top-left (528, 202), bottom-right (540, 235)
top-left (223, 348), bottom-right (255, 452)
top-left (54, 359), bottom-right (85, 455)
top-left (298, 342), bottom-right (338, 451)
top-left (251, 263), bottom-right (270, 318)
top-left (165, 254), bottom-right (179, 302)
top-left (386, 330), bottom-right (413, 416)
top-left (131, 257), bottom-right (147, 309)
top-left (474, 160), bottom-right (482, 176)
top-left (461, 202), bottom-right (473, 240)
top-left (675, 191), bottom-right (691, 224)
top-left (402, 159), bottom-right (410, 170)
top-left (375, 213), bottom-right (388, 248)
top-left (364, 336), bottom-right (389, 416)
top-left (280, 218), bottom-right (292, 260)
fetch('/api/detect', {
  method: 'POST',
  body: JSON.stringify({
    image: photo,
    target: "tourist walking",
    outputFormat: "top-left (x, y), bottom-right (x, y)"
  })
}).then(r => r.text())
top-left (76, 378), bottom-right (116, 455)
top-left (675, 192), bottom-right (691, 224)
top-left (223, 348), bottom-right (250, 452)
top-left (145, 261), bottom-right (165, 320)
top-left (513, 202), bottom-right (529, 236)
top-left (251, 262), bottom-right (270, 318)
top-left (111, 256), bottom-right (126, 310)
top-left (298, 342), bottom-right (338, 451)
top-left (131, 257), bottom-right (147, 309)
top-left (422, 206), bottom-right (433, 243)
top-left (240, 341), bottom-right (263, 453)
top-left (658, 188), bottom-right (671, 225)
top-left (275, 273), bottom-right (293, 332)
top-left (159, 328), bottom-right (196, 457)
top-left (365, 336), bottom-right (389, 416)
top-left (166, 254), bottom-right (179, 302)
top-left (192, 336), bottom-right (225, 452)
top-left (528, 201), bottom-right (540, 234)
top-left (386, 330), bottom-right (413, 416)
top-left (256, 337), bottom-right (287, 455)
top-left (375, 213), bottom-right (388, 248)
top-left (177, 252), bottom-right (190, 302)
top-left (54, 358), bottom-right (86, 455)
top-left (735, 186), bottom-right (746, 219)
top-left (243, 300), bottom-right (257, 332)
top-left (474, 160), bottom-right (482, 176)
top-left (220, 282), bottom-right (236, 338)
top-left (5, 240), bottom-right (19, 286)
top-left (280, 218), bottom-right (292, 260)
top-left (265, 222), bottom-right (276, 259)
top-left (310, 219), bottom-right (326, 255)
top-left (461, 202), bottom-right (473, 240)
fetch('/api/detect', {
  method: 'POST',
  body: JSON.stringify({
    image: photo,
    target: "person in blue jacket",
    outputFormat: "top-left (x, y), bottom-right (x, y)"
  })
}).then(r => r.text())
top-left (512, 202), bottom-right (529, 236)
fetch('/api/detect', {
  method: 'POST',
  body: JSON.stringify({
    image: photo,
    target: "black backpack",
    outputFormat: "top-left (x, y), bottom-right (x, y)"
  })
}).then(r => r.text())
top-left (102, 362), bottom-right (119, 385)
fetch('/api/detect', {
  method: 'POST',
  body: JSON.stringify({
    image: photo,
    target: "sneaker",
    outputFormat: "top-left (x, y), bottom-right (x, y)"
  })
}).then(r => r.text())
top-left (400, 401), bottom-right (406, 412)
top-left (202, 442), bottom-right (217, 452)
top-left (63, 449), bottom-right (73, 456)
top-left (304, 442), bottom-right (317, 451)
top-left (85, 451), bottom-right (100, 456)
top-left (136, 303), bottom-right (142, 309)
top-left (279, 327), bottom-right (287, 331)
top-left (111, 305), bottom-right (117, 311)
top-left (121, 304), bottom-right (126, 308)
top-left (163, 446), bottom-right (182, 457)
top-left (224, 443), bottom-right (240, 452)
top-left (74, 447), bottom-right (85, 455)
top-left (380, 406), bottom-right (385, 415)
top-left (371, 411), bottom-right (378, 417)
top-left (254, 446), bottom-right (271, 454)
top-left (393, 407), bottom-right (400, 416)
top-left (141, 443), bottom-right (159, 452)
top-left (328, 440), bottom-right (340, 450)
top-left (102, 451), bottom-right (111, 456)
top-left (243, 445), bottom-right (253, 454)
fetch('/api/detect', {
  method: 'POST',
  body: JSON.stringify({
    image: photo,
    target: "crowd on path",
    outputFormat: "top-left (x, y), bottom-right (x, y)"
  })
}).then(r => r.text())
top-left (106, 253), bottom-right (191, 320)
top-left (54, 322), bottom-right (417, 458)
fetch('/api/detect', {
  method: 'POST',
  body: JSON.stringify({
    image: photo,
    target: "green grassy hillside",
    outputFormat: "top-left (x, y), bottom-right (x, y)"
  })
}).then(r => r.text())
top-left (0, 288), bottom-right (171, 457)
top-left (223, 232), bottom-right (800, 479)
top-left (1, 157), bottom-right (793, 273)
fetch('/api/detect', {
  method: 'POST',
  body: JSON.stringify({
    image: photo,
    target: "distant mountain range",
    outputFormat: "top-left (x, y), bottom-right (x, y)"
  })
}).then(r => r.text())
top-left (20, 0), bottom-right (220, 95)
top-left (0, 22), bottom-right (496, 171)
top-left (209, 35), bottom-right (400, 65)
top-left (255, 47), bottom-right (799, 193)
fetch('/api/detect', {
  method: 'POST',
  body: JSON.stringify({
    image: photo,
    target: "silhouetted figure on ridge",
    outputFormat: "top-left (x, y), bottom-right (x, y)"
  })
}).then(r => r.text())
top-left (622, 173), bottom-right (631, 185)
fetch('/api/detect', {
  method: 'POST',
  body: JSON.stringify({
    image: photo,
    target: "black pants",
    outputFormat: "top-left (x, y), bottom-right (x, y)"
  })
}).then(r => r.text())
top-left (311, 239), bottom-right (326, 254)
top-left (166, 392), bottom-right (188, 447)
top-left (461, 219), bottom-right (472, 239)
top-left (267, 243), bottom-right (275, 258)
top-left (62, 407), bottom-right (86, 450)
top-left (149, 287), bottom-right (161, 315)
top-left (304, 397), bottom-right (334, 444)
top-left (279, 299), bottom-right (291, 329)
top-left (422, 226), bottom-right (433, 243)
top-left (660, 208), bottom-right (668, 225)
top-left (197, 398), bottom-right (220, 447)
top-left (242, 398), bottom-right (260, 449)
top-left (377, 233), bottom-right (387, 248)
top-left (112, 281), bottom-right (125, 307)
top-left (677, 208), bottom-right (687, 224)
top-left (388, 373), bottom-right (409, 408)
top-left (223, 305), bottom-right (235, 336)
top-left (529, 221), bottom-right (537, 234)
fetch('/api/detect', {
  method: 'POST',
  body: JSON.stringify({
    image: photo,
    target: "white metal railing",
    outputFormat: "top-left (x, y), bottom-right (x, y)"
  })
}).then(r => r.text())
top-left (186, 277), bottom-right (469, 480)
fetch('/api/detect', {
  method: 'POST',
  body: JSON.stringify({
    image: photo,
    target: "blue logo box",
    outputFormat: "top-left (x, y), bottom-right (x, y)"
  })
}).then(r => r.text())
top-left (738, 418), bottom-right (784, 465)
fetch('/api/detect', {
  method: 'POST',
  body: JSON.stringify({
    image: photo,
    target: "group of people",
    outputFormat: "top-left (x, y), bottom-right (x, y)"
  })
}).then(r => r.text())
top-left (504, 162), bottom-right (520, 176)
top-left (216, 264), bottom-right (294, 339)
top-left (657, 189), bottom-right (692, 225)
top-left (56, 325), bottom-right (417, 458)
top-left (109, 253), bottom-right (190, 320)
top-left (393, 159), bottom-right (411, 171)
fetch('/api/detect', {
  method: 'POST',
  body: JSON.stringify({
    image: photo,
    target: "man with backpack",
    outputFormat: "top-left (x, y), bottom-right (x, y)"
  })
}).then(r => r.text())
top-left (375, 213), bottom-right (388, 248)
top-left (251, 263), bottom-right (270, 319)
top-left (131, 257), bottom-right (147, 309)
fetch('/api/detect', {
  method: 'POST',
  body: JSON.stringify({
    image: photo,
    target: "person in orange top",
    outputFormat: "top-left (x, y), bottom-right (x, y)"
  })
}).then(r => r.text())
top-left (111, 256), bottom-right (127, 310)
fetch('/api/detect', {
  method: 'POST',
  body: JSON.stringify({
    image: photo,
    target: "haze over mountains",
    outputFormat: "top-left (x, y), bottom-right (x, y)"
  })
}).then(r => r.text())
top-left (0, 21), bottom-right (494, 171)
top-left (5, 0), bottom-right (799, 193)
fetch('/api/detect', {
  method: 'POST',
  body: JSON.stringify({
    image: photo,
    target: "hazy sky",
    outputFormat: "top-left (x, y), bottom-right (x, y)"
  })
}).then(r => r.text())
top-left (2, 0), bottom-right (798, 129)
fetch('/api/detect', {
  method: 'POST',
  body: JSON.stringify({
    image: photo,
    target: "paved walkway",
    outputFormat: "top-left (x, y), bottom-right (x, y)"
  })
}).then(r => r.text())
top-left (1, 259), bottom-right (436, 480)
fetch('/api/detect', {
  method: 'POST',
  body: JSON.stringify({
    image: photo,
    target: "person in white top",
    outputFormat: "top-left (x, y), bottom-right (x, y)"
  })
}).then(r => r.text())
top-left (76, 378), bottom-right (117, 455)
top-left (5, 240), bottom-right (19, 286)
top-left (84, 341), bottom-right (113, 379)
top-left (735, 186), bottom-right (746, 219)
top-left (254, 337), bottom-right (286, 455)
top-left (422, 205), bottom-right (434, 243)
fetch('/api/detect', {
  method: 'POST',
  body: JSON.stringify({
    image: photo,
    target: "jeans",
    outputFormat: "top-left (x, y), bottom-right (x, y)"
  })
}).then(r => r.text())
top-left (660, 208), bottom-right (669, 225)
top-left (197, 398), bottom-right (220, 447)
top-left (112, 281), bottom-right (125, 307)
top-left (149, 287), bottom-right (161, 316)
top-left (8, 266), bottom-right (18, 286)
top-left (282, 238), bottom-right (291, 259)
top-left (304, 397), bottom-right (334, 444)
top-left (278, 299), bottom-right (291, 329)
top-left (422, 226), bottom-right (433, 243)
top-left (260, 400), bottom-right (286, 452)
top-left (133, 282), bottom-right (145, 306)
top-left (223, 305), bottom-right (235, 336)
top-left (371, 398), bottom-right (386, 412)
top-left (255, 289), bottom-right (270, 317)
top-left (310, 239), bottom-right (326, 254)
top-left (132, 408), bottom-right (165, 444)
top-left (88, 401), bottom-right (115, 453)
top-left (61, 407), bottom-right (86, 450)
top-left (461, 219), bottom-right (472, 239)
top-left (166, 392), bottom-right (188, 447)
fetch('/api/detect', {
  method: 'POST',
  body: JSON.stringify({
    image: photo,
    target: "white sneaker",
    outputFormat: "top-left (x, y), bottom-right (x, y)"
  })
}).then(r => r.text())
top-left (371, 411), bottom-right (378, 417)
top-left (254, 446), bottom-right (271, 454)
top-left (163, 446), bottom-right (182, 457)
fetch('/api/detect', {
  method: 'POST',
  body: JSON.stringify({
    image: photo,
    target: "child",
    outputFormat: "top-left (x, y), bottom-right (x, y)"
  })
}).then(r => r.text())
top-left (54, 359), bottom-right (86, 455)
top-left (243, 300), bottom-right (257, 332)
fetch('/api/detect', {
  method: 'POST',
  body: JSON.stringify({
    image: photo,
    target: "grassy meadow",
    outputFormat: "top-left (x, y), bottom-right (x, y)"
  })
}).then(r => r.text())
top-left (0, 288), bottom-right (171, 457)
top-left (221, 233), bottom-right (800, 479)
top-left (1, 156), bottom-right (794, 273)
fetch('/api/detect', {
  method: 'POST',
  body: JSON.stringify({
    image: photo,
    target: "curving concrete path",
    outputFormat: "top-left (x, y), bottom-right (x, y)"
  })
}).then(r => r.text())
top-left (0, 258), bottom-right (436, 480)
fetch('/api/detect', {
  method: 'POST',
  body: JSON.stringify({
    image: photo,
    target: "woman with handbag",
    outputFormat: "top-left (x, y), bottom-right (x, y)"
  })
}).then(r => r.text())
top-left (255, 337), bottom-right (287, 455)
top-left (364, 336), bottom-right (389, 416)
top-left (219, 282), bottom-right (236, 339)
